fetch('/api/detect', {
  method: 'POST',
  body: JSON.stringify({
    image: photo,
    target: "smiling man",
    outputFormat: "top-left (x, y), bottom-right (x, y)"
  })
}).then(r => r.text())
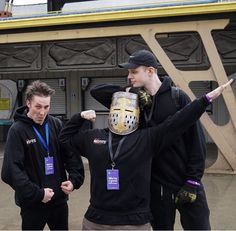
top-left (1, 80), bottom-right (84, 230)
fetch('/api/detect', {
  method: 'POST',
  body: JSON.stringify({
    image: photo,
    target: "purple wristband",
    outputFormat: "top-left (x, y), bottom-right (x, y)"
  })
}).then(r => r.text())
top-left (186, 179), bottom-right (200, 187)
top-left (205, 94), bottom-right (212, 103)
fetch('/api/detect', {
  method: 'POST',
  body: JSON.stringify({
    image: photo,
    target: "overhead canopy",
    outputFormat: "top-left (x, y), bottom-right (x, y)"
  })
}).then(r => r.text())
top-left (0, 0), bottom-right (235, 31)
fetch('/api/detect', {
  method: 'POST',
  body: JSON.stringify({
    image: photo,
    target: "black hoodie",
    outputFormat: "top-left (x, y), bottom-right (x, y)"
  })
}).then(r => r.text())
top-left (146, 77), bottom-right (206, 190)
top-left (90, 77), bottom-right (206, 190)
top-left (1, 106), bottom-right (84, 208)
top-left (59, 96), bottom-right (209, 225)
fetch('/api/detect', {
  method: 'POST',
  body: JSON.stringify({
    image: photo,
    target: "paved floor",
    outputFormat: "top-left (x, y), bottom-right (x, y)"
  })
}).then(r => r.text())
top-left (1, 144), bottom-right (236, 230)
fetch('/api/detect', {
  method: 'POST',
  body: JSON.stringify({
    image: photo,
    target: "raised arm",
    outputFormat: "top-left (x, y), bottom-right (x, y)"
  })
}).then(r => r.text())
top-left (90, 84), bottom-right (123, 108)
top-left (206, 79), bottom-right (234, 101)
top-left (59, 110), bottom-right (95, 154)
top-left (150, 79), bottom-right (234, 152)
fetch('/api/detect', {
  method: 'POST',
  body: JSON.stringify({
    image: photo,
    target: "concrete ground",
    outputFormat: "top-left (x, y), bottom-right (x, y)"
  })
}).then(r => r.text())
top-left (1, 143), bottom-right (236, 230)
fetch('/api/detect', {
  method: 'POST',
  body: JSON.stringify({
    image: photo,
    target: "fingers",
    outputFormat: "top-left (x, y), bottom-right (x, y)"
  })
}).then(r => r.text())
top-left (61, 188), bottom-right (71, 195)
top-left (218, 79), bottom-right (233, 95)
top-left (61, 181), bottom-right (70, 186)
top-left (42, 188), bottom-right (54, 203)
top-left (223, 79), bottom-right (234, 88)
top-left (61, 181), bottom-right (71, 190)
top-left (207, 79), bottom-right (234, 101)
top-left (81, 110), bottom-right (96, 122)
top-left (61, 181), bottom-right (74, 195)
top-left (42, 182), bottom-right (74, 203)
top-left (45, 188), bottom-right (54, 196)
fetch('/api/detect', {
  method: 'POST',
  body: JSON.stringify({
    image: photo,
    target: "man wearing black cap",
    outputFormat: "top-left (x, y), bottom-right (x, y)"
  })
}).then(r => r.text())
top-left (90, 49), bottom-right (211, 230)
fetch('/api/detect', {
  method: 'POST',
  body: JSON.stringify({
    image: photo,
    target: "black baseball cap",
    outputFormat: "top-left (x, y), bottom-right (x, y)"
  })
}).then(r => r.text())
top-left (119, 49), bottom-right (159, 69)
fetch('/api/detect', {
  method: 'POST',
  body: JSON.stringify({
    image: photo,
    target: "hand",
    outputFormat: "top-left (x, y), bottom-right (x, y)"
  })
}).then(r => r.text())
top-left (206, 79), bottom-right (234, 102)
top-left (42, 188), bottom-right (54, 203)
top-left (128, 87), bottom-right (152, 110)
top-left (81, 110), bottom-right (96, 122)
top-left (175, 182), bottom-right (198, 205)
top-left (138, 89), bottom-right (152, 110)
top-left (61, 180), bottom-right (74, 195)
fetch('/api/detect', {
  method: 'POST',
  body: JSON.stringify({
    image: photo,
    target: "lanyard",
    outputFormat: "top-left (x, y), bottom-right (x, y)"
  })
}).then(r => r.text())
top-left (33, 123), bottom-right (49, 155)
top-left (108, 131), bottom-right (126, 169)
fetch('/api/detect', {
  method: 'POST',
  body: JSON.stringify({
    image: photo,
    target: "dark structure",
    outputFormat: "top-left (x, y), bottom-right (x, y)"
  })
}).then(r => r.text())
top-left (0, 0), bottom-right (236, 173)
top-left (47, 0), bottom-right (95, 12)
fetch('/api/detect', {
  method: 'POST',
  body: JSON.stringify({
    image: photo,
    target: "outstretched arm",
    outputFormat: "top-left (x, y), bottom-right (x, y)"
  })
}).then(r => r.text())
top-left (206, 79), bottom-right (234, 102)
top-left (175, 79), bottom-right (234, 205)
top-left (150, 79), bottom-right (234, 152)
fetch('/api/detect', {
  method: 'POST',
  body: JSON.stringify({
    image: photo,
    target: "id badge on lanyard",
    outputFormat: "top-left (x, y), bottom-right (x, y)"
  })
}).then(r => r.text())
top-left (106, 169), bottom-right (119, 190)
top-left (106, 131), bottom-right (126, 190)
top-left (45, 156), bottom-right (54, 175)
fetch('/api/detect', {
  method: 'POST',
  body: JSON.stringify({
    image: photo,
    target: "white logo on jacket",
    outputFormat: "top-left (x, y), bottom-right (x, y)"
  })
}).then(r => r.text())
top-left (26, 138), bottom-right (37, 144)
top-left (93, 138), bottom-right (106, 144)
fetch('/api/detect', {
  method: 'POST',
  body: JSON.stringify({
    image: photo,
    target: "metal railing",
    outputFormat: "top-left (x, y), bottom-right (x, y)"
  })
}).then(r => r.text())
top-left (1, 0), bottom-right (236, 21)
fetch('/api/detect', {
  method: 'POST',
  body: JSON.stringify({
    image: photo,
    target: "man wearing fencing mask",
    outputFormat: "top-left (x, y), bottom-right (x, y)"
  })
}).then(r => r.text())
top-left (59, 80), bottom-right (232, 230)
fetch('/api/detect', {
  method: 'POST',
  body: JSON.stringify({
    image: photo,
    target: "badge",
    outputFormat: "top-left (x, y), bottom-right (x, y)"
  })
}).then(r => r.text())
top-left (106, 169), bottom-right (119, 190)
top-left (45, 156), bottom-right (54, 175)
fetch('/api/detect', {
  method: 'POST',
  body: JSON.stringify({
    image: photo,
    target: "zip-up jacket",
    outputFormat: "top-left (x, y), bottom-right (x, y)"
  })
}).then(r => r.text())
top-left (1, 106), bottom-right (84, 208)
top-left (59, 96), bottom-right (209, 225)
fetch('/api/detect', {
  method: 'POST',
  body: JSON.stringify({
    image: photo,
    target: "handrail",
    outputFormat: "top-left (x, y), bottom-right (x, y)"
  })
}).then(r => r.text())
top-left (0, 1), bottom-right (236, 30)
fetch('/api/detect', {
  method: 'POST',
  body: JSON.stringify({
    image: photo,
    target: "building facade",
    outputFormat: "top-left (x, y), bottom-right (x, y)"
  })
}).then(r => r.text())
top-left (0, 0), bottom-right (236, 173)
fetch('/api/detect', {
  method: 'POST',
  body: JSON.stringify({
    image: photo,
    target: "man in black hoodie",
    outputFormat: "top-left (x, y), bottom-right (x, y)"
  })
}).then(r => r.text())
top-left (59, 81), bottom-right (232, 230)
top-left (90, 50), bottom-right (211, 230)
top-left (1, 80), bottom-right (84, 230)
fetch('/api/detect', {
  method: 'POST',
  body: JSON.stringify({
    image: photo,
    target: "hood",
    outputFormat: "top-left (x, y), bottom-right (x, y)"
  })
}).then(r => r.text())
top-left (157, 75), bottom-right (174, 96)
top-left (14, 106), bottom-right (48, 126)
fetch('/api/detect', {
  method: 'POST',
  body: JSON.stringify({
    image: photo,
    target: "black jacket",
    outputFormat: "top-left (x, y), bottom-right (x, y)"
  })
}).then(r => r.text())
top-left (148, 77), bottom-right (207, 190)
top-left (90, 77), bottom-right (206, 190)
top-left (1, 106), bottom-right (84, 208)
top-left (59, 96), bottom-right (209, 225)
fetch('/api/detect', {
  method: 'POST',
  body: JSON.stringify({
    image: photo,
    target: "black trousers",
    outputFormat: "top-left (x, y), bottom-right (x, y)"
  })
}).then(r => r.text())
top-left (20, 202), bottom-right (68, 230)
top-left (150, 184), bottom-right (211, 230)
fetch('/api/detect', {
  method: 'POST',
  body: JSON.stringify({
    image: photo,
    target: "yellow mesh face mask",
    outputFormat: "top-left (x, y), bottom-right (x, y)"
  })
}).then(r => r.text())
top-left (108, 92), bottom-right (140, 135)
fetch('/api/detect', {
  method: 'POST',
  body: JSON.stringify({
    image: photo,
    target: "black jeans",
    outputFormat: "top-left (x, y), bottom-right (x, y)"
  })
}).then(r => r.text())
top-left (20, 202), bottom-right (68, 230)
top-left (150, 184), bottom-right (211, 230)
